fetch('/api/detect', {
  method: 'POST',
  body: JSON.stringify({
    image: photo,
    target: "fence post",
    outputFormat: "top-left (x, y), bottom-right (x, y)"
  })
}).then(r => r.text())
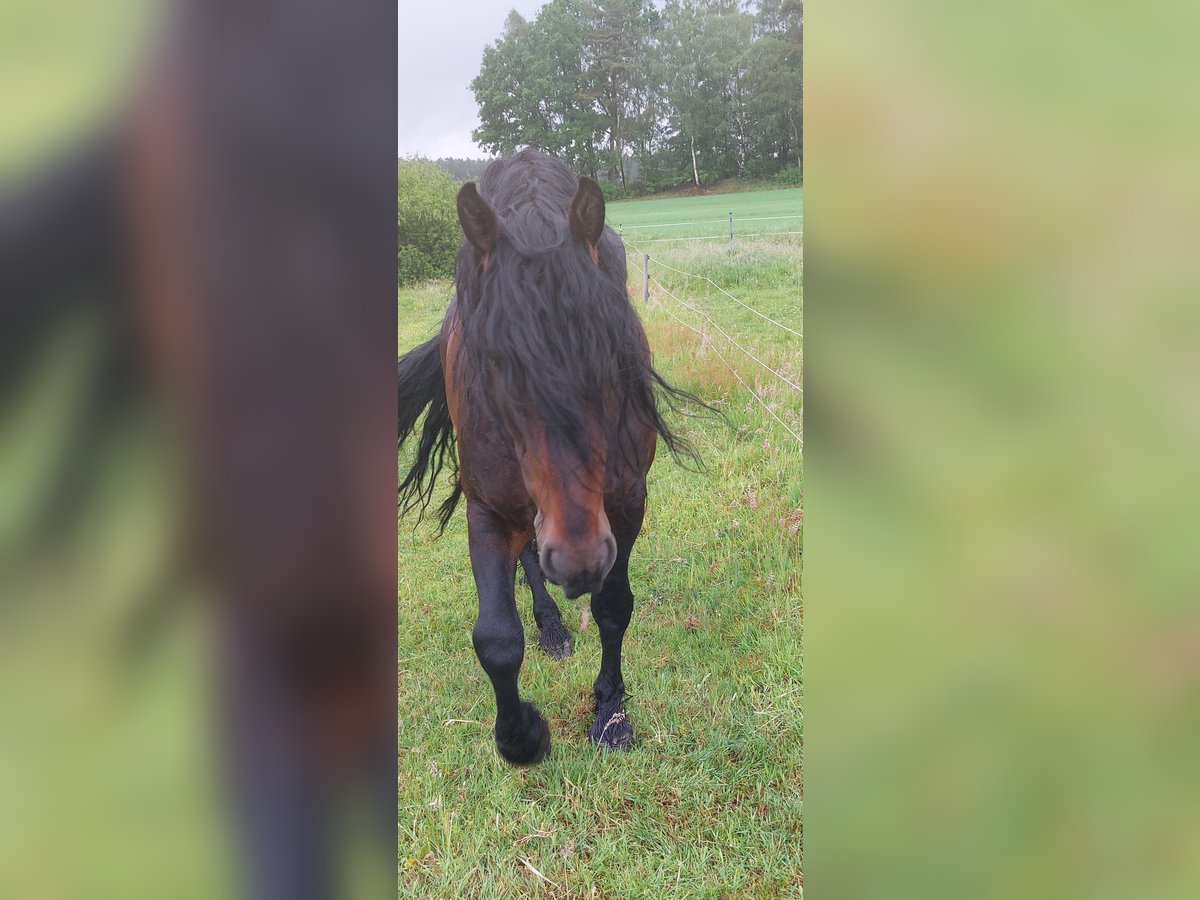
top-left (729, 211), bottom-right (734, 242)
top-left (642, 254), bottom-right (650, 303)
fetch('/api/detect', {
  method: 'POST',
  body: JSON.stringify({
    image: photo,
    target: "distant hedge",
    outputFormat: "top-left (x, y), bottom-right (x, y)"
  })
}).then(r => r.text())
top-left (398, 160), bottom-right (461, 286)
top-left (772, 164), bottom-right (802, 185)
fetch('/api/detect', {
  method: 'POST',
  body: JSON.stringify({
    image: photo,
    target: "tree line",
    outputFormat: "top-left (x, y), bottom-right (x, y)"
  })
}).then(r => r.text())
top-left (471, 0), bottom-right (802, 195)
top-left (429, 157), bottom-right (494, 181)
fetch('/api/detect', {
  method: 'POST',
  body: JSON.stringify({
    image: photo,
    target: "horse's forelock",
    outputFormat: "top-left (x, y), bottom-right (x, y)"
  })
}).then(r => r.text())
top-left (453, 150), bottom-right (700, 478)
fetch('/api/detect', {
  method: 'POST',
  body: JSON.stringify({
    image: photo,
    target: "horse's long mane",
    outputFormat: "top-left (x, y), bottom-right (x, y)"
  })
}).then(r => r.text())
top-left (453, 149), bottom-right (703, 470)
top-left (398, 149), bottom-right (709, 530)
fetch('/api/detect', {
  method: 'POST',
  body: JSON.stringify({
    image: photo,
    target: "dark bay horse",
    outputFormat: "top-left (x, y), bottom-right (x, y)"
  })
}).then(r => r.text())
top-left (398, 149), bottom-right (700, 764)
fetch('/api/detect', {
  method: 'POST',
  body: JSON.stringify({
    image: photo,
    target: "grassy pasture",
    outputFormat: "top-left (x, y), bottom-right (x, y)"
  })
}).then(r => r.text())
top-left (607, 188), bottom-right (803, 244)
top-left (398, 190), bottom-right (803, 897)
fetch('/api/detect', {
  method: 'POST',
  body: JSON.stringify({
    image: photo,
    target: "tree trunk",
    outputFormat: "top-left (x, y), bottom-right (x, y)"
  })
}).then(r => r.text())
top-left (690, 134), bottom-right (700, 187)
top-left (585, 138), bottom-right (598, 181)
top-left (613, 90), bottom-right (626, 188)
top-left (733, 78), bottom-right (748, 178)
top-left (788, 110), bottom-right (802, 172)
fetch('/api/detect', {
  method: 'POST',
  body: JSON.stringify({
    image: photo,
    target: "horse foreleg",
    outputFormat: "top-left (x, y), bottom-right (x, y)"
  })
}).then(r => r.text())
top-left (519, 540), bottom-right (573, 660)
top-left (217, 621), bottom-right (335, 900)
top-left (587, 520), bottom-right (639, 751)
top-left (468, 504), bottom-right (551, 765)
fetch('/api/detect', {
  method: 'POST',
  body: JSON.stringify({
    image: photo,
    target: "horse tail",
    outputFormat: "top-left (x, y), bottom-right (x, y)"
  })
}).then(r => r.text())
top-left (1, 130), bottom-right (129, 396)
top-left (397, 335), bottom-right (461, 532)
top-left (1, 130), bottom-right (148, 550)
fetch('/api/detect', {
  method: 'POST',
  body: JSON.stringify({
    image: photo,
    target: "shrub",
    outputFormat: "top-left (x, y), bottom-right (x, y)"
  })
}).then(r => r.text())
top-left (642, 174), bottom-right (689, 195)
top-left (398, 159), bottom-right (461, 286)
top-left (772, 164), bottom-right (803, 185)
top-left (599, 181), bottom-right (632, 202)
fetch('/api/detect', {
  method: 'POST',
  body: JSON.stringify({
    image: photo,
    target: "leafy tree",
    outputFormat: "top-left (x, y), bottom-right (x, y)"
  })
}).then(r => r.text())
top-left (578, 0), bottom-right (660, 187)
top-left (538, 0), bottom-right (607, 177)
top-left (659, 0), bottom-right (753, 184)
top-left (469, 0), bottom-right (802, 188)
top-left (472, 1), bottom-right (604, 178)
top-left (471, 13), bottom-right (549, 155)
top-left (749, 0), bottom-right (803, 173)
top-left (397, 159), bottom-right (460, 285)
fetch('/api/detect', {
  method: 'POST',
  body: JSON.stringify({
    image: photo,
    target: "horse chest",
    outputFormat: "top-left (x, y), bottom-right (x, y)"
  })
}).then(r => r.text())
top-left (457, 427), bottom-right (533, 516)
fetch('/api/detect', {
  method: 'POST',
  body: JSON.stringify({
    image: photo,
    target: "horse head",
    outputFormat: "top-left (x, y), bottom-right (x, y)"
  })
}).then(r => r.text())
top-left (455, 169), bottom-right (619, 598)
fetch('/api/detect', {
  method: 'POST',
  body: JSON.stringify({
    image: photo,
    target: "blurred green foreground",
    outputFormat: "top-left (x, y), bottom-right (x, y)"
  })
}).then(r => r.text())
top-left (0, 2), bottom-right (225, 896)
top-left (807, 1), bottom-right (1200, 898)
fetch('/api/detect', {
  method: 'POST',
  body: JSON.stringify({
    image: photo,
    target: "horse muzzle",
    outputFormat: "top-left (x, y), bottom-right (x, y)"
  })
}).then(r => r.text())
top-left (538, 533), bottom-right (617, 599)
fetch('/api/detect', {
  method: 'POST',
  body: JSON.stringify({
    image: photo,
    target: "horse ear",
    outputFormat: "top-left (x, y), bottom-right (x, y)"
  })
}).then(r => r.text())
top-left (568, 177), bottom-right (606, 248)
top-left (457, 182), bottom-right (497, 257)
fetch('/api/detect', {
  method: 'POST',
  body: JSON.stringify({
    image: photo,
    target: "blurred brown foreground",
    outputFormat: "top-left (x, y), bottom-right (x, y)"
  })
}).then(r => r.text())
top-left (0, 2), bottom-right (396, 897)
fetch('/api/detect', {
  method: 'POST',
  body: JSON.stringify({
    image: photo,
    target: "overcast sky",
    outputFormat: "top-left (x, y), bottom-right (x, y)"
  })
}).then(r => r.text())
top-left (398, 0), bottom-right (547, 159)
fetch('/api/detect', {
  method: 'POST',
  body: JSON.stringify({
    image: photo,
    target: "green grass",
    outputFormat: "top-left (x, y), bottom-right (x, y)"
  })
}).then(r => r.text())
top-left (398, 189), bottom-right (803, 898)
top-left (620, 177), bottom-right (801, 201)
top-left (607, 188), bottom-right (803, 244)
top-left (0, 6), bottom-right (233, 898)
top-left (0, 0), bottom-right (156, 175)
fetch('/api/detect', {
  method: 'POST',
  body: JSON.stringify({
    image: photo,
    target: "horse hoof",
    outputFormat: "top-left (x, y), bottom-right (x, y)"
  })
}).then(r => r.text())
top-left (539, 623), bottom-right (573, 660)
top-left (589, 708), bottom-right (634, 752)
top-left (496, 702), bottom-right (551, 766)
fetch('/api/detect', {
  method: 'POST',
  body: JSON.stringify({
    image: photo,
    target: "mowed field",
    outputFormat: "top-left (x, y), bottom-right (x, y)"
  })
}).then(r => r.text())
top-left (398, 188), bottom-right (803, 898)
top-left (608, 187), bottom-right (803, 243)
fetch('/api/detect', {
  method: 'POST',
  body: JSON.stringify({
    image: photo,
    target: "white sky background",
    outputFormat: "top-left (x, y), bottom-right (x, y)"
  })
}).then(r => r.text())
top-left (398, 0), bottom-right (548, 159)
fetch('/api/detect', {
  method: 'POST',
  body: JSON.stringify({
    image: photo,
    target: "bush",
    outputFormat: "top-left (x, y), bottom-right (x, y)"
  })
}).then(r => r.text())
top-left (643, 174), bottom-right (691, 194)
top-left (398, 159), bottom-right (461, 286)
top-left (772, 164), bottom-right (803, 185)
top-left (642, 174), bottom-right (690, 195)
top-left (599, 181), bottom-right (632, 202)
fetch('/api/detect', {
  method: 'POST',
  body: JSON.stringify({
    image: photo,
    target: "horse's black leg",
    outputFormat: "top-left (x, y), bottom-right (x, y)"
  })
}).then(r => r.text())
top-left (218, 621), bottom-right (335, 900)
top-left (519, 539), bottom-right (573, 660)
top-left (587, 509), bottom-right (642, 751)
top-left (468, 503), bottom-right (551, 766)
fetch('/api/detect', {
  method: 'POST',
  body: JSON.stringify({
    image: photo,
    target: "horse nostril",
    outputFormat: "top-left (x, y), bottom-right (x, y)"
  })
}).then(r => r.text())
top-left (540, 546), bottom-right (556, 579)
